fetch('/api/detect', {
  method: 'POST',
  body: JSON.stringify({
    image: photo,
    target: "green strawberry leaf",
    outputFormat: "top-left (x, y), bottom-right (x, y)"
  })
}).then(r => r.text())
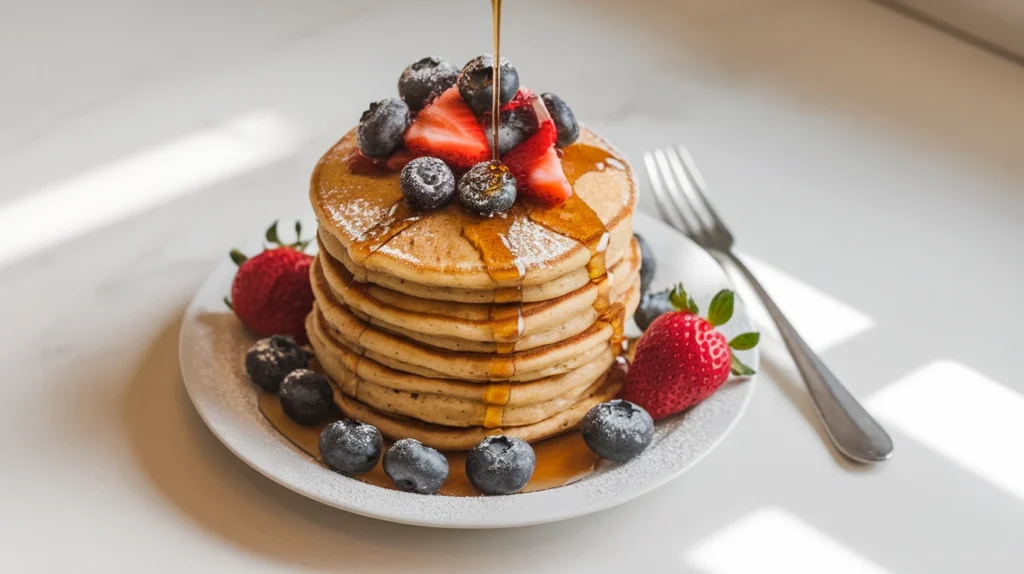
top-left (669, 283), bottom-right (688, 311)
top-left (265, 221), bottom-right (281, 246)
top-left (707, 289), bottom-right (735, 326)
top-left (669, 283), bottom-right (700, 314)
top-left (223, 297), bottom-right (234, 310)
top-left (729, 332), bottom-right (760, 350)
top-left (229, 249), bottom-right (248, 266)
top-left (731, 355), bottom-right (756, 376)
top-left (294, 220), bottom-right (302, 240)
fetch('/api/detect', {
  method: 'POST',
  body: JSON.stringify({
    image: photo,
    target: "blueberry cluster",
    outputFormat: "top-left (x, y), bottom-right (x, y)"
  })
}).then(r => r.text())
top-left (356, 55), bottom-right (582, 217)
top-left (244, 335), bottom-right (309, 392)
top-left (245, 336), bottom-right (337, 426)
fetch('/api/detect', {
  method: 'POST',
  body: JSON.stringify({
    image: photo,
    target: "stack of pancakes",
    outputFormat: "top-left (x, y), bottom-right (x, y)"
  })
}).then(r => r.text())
top-left (307, 127), bottom-right (639, 450)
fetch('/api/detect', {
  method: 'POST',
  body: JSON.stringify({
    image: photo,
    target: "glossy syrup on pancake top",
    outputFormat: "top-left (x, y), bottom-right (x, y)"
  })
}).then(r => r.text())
top-left (257, 359), bottom-right (629, 496)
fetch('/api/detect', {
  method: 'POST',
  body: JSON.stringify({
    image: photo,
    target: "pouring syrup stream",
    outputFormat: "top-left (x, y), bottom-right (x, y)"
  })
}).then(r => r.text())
top-left (491, 0), bottom-right (502, 160)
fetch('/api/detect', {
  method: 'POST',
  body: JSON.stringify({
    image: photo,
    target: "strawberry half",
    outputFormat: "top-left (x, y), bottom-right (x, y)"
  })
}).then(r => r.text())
top-left (624, 284), bottom-right (758, 420)
top-left (502, 120), bottom-right (573, 205)
top-left (404, 86), bottom-right (490, 169)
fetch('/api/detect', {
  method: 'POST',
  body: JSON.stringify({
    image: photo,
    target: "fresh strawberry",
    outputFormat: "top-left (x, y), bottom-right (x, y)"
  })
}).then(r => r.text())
top-left (227, 221), bottom-right (314, 343)
top-left (502, 119), bottom-right (573, 205)
top-left (404, 86), bottom-right (490, 169)
top-left (624, 284), bottom-right (758, 420)
top-left (501, 87), bottom-right (536, 113)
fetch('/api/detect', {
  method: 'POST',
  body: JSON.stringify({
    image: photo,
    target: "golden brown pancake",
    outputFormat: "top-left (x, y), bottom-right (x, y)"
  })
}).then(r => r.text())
top-left (315, 238), bottom-right (641, 350)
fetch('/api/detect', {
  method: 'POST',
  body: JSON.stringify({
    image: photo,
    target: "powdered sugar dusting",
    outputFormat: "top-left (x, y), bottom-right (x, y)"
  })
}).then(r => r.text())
top-left (325, 195), bottom-right (391, 240)
top-left (504, 217), bottom-right (575, 270)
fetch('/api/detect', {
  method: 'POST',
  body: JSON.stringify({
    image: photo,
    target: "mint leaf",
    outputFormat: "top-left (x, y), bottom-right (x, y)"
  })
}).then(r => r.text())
top-left (265, 221), bottom-right (281, 245)
top-left (707, 289), bottom-right (735, 326)
top-left (731, 355), bottom-right (755, 376)
top-left (229, 249), bottom-right (248, 265)
top-left (729, 332), bottom-right (760, 350)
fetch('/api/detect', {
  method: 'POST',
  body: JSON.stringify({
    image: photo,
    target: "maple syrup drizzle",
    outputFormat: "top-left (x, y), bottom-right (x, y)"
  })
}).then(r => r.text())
top-left (559, 143), bottom-right (618, 187)
top-left (348, 200), bottom-right (421, 264)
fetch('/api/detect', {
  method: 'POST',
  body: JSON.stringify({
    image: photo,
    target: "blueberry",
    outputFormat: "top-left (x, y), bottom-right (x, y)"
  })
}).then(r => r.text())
top-left (383, 438), bottom-right (449, 494)
top-left (398, 56), bottom-right (460, 111)
top-left (581, 399), bottom-right (654, 463)
top-left (400, 157), bottom-right (456, 211)
top-left (458, 55), bottom-right (520, 116)
top-left (458, 161), bottom-right (517, 215)
top-left (279, 369), bottom-right (334, 425)
top-left (541, 93), bottom-right (579, 148)
top-left (319, 420), bottom-right (383, 475)
top-left (357, 98), bottom-right (410, 159)
top-left (245, 335), bottom-right (309, 393)
top-left (480, 106), bottom-right (538, 155)
top-left (465, 435), bottom-right (535, 495)
top-left (634, 233), bottom-right (656, 295)
top-left (634, 288), bottom-right (675, 331)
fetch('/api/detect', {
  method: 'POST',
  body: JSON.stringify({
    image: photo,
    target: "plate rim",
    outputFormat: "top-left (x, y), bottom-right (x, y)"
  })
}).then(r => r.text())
top-left (178, 211), bottom-right (758, 528)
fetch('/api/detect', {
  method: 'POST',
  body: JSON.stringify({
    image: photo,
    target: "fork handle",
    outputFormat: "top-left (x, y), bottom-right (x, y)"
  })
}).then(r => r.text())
top-left (723, 252), bottom-right (894, 463)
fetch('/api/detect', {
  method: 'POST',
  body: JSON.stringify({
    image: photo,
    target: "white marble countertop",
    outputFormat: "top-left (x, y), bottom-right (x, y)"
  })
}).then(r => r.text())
top-left (3, 0), bottom-right (1024, 572)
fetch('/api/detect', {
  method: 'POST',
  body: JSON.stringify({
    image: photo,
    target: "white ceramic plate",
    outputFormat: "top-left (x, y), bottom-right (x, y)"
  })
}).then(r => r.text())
top-left (178, 211), bottom-right (758, 528)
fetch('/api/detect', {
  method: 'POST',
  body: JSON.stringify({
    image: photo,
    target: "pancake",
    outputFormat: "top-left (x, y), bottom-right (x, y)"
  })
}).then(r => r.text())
top-left (308, 311), bottom-right (617, 404)
top-left (334, 373), bottom-right (624, 451)
top-left (306, 124), bottom-right (638, 448)
top-left (351, 308), bottom-right (599, 354)
top-left (315, 238), bottom-right (641, 348)
top-left (311, 267), bottom-right (640, 381)
top-left (321, 346), bottom-right (612, 428)
top-left (317, 219), bottom-right (634, 304)
top-left (310, 128), bottom-right (638, 292)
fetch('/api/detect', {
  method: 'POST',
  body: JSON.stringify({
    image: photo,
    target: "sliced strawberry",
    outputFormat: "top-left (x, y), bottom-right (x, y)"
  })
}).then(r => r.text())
top-left (404, 87), bottom-right (490, 169)
top-left (502, 120), bottom-right (573, 205)
top-left (501, 87), bottom-right (536, 113)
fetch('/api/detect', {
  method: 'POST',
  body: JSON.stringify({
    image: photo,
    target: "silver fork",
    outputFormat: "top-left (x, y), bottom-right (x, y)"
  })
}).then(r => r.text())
top-left (644, 145), bottom-right (893, 463)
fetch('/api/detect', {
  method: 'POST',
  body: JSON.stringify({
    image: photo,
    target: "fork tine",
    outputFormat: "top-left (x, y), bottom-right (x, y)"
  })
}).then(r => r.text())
top-left (643, 151), bottom-right (691, 235)
top-left (673, 144), bottom-right (730, 234)
top-left (663, 146), bottom-right (711, 231)
top-left (655, 148), bottom-right (707, 241)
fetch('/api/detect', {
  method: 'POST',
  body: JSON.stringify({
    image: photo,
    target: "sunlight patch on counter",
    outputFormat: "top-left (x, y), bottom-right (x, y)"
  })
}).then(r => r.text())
top-left (688, 507), bottom-right (892, 574)
top-left (0, 111), bottom-right (296, 266)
